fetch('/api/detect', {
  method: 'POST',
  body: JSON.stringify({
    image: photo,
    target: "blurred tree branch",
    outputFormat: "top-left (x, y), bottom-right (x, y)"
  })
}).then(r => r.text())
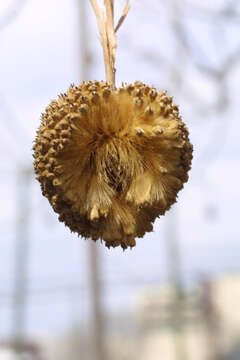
top-left (183, 0), bottom-right (240, 22)
top-left (0, 0), bottom-right (27, 31)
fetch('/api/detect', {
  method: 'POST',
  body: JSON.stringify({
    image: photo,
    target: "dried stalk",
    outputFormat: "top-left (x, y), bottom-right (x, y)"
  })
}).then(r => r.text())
top-left (90, 0), bottom-right (130, 87)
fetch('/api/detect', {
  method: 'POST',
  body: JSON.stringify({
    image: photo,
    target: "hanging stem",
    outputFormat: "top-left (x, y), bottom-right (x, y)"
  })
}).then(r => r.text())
top-left (90, 0), bottom-right (130, 87)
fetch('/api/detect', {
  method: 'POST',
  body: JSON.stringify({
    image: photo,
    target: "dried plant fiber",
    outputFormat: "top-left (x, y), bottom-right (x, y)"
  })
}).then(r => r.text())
top-left (33, 81), bottom-right (193, 249)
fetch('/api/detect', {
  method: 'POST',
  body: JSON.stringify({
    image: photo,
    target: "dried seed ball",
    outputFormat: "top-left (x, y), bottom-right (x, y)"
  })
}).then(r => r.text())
top-left (33, 81), bottom-right (193, 249)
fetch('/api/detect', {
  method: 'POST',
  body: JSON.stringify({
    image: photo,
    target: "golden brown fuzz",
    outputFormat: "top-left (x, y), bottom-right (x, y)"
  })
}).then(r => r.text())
top-left (33, 81), bottom-right (193, 249)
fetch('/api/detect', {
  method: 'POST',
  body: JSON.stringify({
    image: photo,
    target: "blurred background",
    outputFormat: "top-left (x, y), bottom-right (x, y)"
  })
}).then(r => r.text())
top-left (0, 0), bottom-right (240, 359)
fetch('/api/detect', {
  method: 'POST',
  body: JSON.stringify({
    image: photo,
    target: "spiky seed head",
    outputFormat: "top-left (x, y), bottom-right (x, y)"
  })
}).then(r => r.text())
top-left (33, 81), bottom-right (193, 249)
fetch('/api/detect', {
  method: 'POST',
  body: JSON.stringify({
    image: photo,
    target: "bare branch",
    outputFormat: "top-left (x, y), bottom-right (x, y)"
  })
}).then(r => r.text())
top-left (115, 1), bottom-right (131, 33)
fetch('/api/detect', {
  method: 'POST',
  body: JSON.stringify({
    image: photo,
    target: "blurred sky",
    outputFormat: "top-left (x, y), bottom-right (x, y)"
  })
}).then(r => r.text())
top-left (0, 0), bottom-right (240, 338)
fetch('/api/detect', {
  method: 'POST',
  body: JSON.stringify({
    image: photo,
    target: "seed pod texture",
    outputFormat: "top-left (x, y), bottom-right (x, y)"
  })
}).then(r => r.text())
top-left (33, 81), bottom-right (193, 249)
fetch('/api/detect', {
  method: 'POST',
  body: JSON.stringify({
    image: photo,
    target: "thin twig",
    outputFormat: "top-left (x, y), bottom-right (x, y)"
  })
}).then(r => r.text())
top-left (115, 1), bottom-right (131, 33)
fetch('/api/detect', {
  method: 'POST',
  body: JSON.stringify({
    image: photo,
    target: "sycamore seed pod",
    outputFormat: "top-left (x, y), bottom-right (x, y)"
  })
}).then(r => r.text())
top-left (33, 81), bottom-right (193, 249)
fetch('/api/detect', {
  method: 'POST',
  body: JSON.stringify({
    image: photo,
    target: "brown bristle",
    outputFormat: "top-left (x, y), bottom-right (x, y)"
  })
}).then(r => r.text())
top-left (33, 81), bottom-right (193, 249)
